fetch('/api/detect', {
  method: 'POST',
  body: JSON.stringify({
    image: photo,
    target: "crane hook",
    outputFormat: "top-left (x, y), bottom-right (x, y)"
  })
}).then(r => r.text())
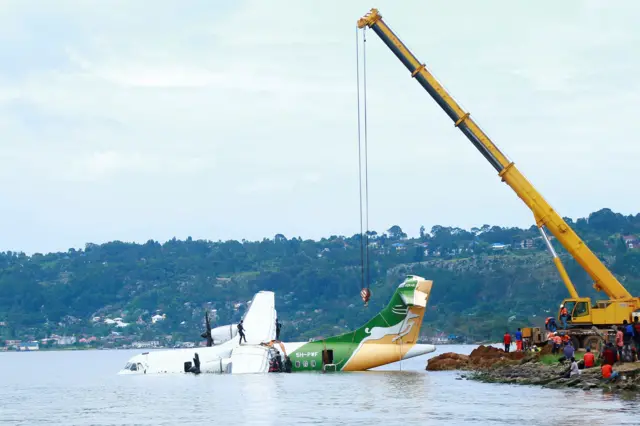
top-left (361, 288), bottom-right (371, 306)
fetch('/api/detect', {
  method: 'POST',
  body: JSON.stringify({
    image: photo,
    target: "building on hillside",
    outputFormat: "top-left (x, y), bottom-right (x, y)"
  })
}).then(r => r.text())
top-left (513, 239), bottom-right (534, 249)
top-left (5, 340), bottom-right (20, 349)
top-left (56, 335), bottom-right (77, 345)
top-left (18, 341), bottom-right (39, 351)
top-left (391, 242), bottom-right (407, 252)
top-left (622, 235), bottom-right (639, 249)
top-left (151, 314), bottom-right (166, 324)
top-left (491, 243), bottom-right (508, 250)
top-left (132, 341), bottom-right (161, 349)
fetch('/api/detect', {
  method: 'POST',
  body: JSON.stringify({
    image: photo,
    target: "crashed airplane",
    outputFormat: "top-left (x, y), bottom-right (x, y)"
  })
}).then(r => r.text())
top-left (118, 275), bottom-right (436, 375)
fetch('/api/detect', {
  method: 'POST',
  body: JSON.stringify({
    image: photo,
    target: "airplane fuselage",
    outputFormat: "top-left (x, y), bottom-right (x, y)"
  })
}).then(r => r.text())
top-left (118, 275), bottom-right (437, 375)
top-left (118, 340), bottom-right (436, 375)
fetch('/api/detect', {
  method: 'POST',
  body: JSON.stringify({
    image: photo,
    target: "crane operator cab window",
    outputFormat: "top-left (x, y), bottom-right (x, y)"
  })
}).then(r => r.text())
top-left (573, 301), bottom-right (589, 319)
top-left (561, 301), bottom-right (576, 322)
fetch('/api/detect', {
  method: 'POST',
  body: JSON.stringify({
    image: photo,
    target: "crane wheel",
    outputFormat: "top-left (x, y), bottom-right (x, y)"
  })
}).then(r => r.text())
top-left (570, 335), bottom-right (581, 351)
top-left (583, 336), bottom-right (602, 352)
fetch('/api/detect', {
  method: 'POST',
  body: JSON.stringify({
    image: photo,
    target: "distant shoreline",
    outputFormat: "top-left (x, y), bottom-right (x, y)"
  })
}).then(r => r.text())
top-left (2, 341), bottom-right (482, 354)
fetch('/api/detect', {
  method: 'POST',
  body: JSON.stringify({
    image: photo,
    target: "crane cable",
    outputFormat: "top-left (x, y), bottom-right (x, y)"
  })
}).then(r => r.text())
top-left (356, 27), bottom-right (371, 306)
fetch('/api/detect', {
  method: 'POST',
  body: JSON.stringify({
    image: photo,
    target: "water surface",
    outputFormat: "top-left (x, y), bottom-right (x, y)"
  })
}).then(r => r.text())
top-left (1, 344), bottom-right (638, 425)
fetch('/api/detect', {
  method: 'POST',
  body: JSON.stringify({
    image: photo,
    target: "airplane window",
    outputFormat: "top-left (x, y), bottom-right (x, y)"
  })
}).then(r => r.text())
top-left (124, 363), bottom-right (131, 369)
top-left (129, 363), bottom-right (137, 371)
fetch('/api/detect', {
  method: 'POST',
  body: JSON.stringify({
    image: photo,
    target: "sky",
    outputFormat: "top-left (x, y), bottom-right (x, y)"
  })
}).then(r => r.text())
top-left (1, 0), bottom-right (639, 254)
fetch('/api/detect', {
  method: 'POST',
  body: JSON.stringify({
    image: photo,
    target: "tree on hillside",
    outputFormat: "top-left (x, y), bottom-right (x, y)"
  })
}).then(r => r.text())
top-left (588, 208), bottom-right (625, 235)
top-left (387, 225), bottom-right (407, 240)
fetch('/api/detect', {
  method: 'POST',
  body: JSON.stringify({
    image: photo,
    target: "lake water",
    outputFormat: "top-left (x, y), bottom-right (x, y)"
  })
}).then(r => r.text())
top-left (1, 344), bottom-right (639, 425)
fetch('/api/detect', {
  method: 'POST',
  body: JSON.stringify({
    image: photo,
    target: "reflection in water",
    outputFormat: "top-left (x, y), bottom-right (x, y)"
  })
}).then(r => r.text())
top-left (1, 346), bottom-right (640, 425)
top-left (236, 374), bottom-right (278, 426)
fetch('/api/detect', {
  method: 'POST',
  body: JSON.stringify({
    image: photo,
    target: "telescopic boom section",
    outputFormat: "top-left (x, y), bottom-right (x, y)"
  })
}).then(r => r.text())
top-left (357, 8), bottom-right (632, 301)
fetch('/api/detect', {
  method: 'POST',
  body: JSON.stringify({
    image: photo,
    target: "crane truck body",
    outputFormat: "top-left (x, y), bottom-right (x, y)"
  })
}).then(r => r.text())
top-left (357, 8), bottom-right (640, 350)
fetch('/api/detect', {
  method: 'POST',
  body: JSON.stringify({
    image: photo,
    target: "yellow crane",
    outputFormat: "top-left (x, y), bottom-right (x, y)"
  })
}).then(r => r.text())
top-left (357, 8), bottom-right (639, 349)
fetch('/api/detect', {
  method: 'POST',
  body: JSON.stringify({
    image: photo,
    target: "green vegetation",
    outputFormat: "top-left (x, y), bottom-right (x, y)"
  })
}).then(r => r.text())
top-left (539, 352), bottom-right (585, 365)
top-left (1, 208), bottom-right (640, 344)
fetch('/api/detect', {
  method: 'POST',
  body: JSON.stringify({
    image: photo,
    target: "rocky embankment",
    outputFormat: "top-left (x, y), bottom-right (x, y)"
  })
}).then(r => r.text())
top-left (426, 345), bottom-right (528, 371)
top-left (426, 345), bottom-right (640, 393)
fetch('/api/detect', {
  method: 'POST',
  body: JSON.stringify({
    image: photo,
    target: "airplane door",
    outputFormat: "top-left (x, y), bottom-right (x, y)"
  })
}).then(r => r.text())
top-left (321, 341), bottom-right (335, 371)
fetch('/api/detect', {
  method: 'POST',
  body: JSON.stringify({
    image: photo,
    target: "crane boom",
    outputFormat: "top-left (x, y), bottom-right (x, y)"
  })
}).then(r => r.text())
top-left (357, 8), bottom-right (632, 301)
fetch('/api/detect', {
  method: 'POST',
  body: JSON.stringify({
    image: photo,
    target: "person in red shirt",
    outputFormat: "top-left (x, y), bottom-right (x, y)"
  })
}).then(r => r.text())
top-left (601, 363), bottom-right (612, 378)
top-left (583, 347), bottom-right (595, 368)
top-left (503, 331), bottom-right (511, 353)
top-left (601, 363), bottom-right (619, 380)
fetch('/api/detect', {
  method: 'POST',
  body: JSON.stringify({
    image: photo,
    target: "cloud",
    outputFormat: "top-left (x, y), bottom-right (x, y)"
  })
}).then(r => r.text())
top-left (0, 0), bottom-right (639, 254)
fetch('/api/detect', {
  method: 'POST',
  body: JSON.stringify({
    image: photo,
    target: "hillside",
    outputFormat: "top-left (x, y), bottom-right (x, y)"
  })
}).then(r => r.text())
top-left (1, 208), bottom-right (640, 348)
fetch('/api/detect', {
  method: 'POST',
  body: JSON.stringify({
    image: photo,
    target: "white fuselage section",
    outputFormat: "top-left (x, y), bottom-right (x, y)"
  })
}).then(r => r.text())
top-left (117, 341), bottom-right (436, 375)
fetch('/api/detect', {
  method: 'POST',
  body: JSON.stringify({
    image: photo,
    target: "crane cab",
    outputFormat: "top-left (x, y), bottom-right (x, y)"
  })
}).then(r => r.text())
top-left (560, 297), bottom-right (640, 327)
top-left (558, 298), bottom-right (592, 327)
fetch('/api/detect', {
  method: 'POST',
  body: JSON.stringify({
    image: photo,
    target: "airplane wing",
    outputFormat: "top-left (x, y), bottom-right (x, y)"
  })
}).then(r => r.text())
top-left (228, 290), bottom-right (277, 374)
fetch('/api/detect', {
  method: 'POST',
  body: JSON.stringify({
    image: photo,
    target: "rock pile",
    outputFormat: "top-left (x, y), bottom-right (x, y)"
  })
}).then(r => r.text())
top-left (472, 360), bottom-right (640, 392)
top-left (426, 345), bottom-right (527, 371)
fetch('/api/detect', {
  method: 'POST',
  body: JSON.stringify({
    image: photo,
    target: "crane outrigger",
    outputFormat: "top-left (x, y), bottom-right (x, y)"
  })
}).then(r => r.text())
top-left (357, 8), bottom-right (639, 349)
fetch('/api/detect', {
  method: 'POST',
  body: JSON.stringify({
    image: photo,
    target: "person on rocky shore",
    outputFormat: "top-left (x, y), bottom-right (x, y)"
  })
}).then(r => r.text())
top-left (552, 333), bottom-right (562, 355)
top-left (601, 362), bottom-right (619, 381)
top-left (633, 317), bottom-right (640, 355)
top-left (569, 357), bottom-right (580, 377)
top-left (583, 347), bottom-right (595, 369)
top-left (623, 320), bottom-right (635, 346)
top-left (503, 331), bottom-right (511, 353)
top-left (623, 319), bottom-right (636, 361)
top-left (601, 342), bottom-right (617, 366)
top-left (558, 340), bottom-right (575, 364)
top-left (515, 328), bottom-right (523, 352)
top-left (560, 356), bottom-right (580, 378)
top-left (616, 326), bottom-right (624, 362)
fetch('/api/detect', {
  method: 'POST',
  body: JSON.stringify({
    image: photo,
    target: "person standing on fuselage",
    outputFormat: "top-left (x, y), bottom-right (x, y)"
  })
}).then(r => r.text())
top-left (238, 320), bottom-right (247, 344)
top-left (275, 319), bottom-right (282, 341)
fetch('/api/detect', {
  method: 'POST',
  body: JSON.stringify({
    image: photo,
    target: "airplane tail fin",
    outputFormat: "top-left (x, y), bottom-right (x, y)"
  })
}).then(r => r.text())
top-left (326, 275), bottom-right (433, 371)
top-left (322, 275), bottom-right (435, 371)
top-left (355, 275), bottom-right (432, 344)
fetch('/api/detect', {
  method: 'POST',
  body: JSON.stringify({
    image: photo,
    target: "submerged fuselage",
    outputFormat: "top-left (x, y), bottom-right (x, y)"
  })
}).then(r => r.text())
top-left (118, 275), bottom-right (437, 375)
top-left (117, 341), bottom-right (436, 375)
